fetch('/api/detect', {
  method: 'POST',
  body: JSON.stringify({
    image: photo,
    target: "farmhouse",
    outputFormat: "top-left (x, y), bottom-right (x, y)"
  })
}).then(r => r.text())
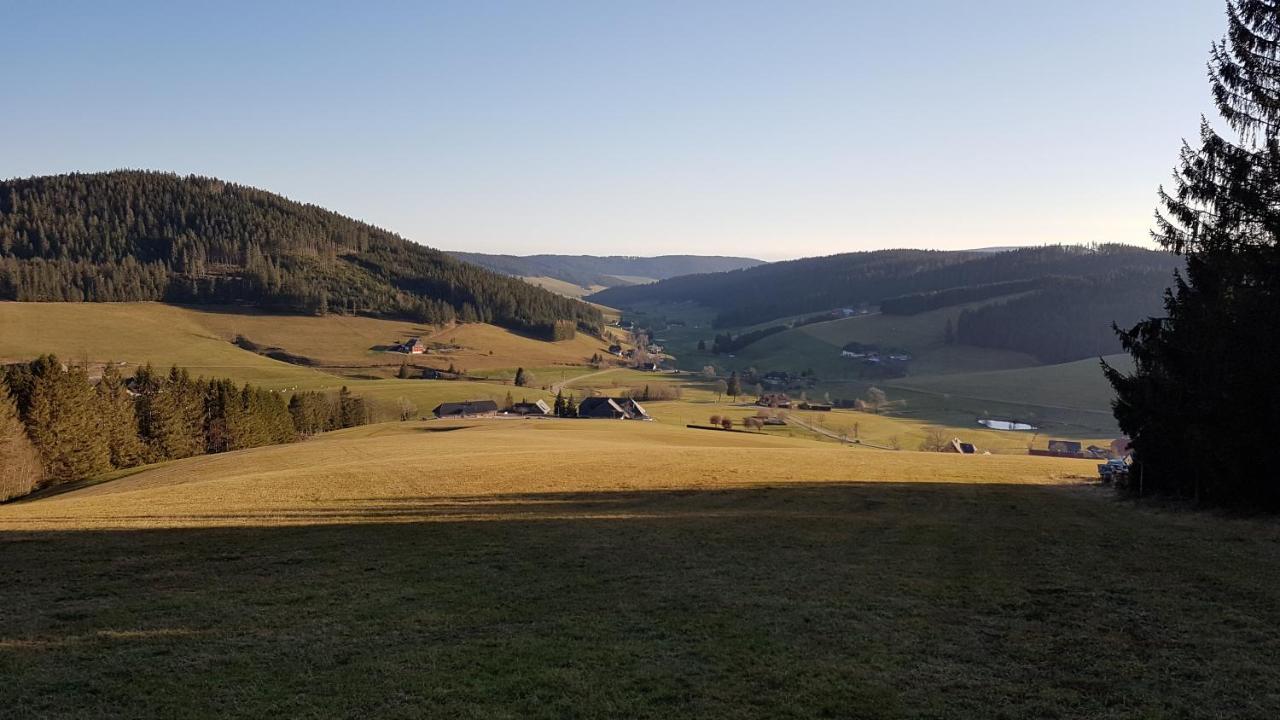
top-left (757, 392), bottom-right (791, 409)
top-left (797, 402), bottom-right (832, 411)
top-left (510, 399), bottom-right (550, 416)
top-left (945, 438), bottom-right (978, 454)
top-left (1029, 439), bottom-right (1087, 458)
top-left (432, 400), bottom-right (499, 418)
top-left (577, 396), bottom-right (650, 420)
top-left (399, 337), bottom-right (426, 354)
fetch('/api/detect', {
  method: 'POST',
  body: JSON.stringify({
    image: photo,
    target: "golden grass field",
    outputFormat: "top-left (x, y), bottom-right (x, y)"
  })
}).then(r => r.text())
top-left (0, 301), bottom-right (613, 374)
top-left (0, 420), bottom-right (1097, 531)
top-left (4, 419), bottom-right (1280, 717)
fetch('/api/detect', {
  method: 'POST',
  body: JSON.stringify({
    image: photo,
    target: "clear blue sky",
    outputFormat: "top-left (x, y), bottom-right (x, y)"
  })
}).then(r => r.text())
top-left (2, 1), bottom-right (1222, 260)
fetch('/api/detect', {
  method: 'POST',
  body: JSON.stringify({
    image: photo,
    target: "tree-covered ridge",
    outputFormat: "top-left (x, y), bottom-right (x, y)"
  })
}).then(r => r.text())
top-left (0, 171), bottom-right (603, 338)
top-left (588, 245), bottom-right (1183, 328)
top-left (447, 252), bottom-right (764, 288)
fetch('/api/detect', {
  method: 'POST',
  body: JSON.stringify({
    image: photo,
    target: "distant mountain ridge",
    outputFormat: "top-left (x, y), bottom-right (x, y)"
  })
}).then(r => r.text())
top-left (446, 252), bottom-right (764, 290)
top-left (588, 244), bottom-right (1184, 363)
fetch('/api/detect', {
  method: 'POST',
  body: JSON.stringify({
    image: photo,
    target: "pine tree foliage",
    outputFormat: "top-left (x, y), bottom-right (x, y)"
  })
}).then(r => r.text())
top-left (1106, 1), bottom-right (1280, 509)
top-left (0, 171), bottom-right (603, 338)
top-left (95, 363), bottom-right (145, 468)
top-left (0, 355), bottom-right (369, 496)
top-left (0, 378), bottom-right (42, 501)
top-left (18, 357), bottom-right (112, 482)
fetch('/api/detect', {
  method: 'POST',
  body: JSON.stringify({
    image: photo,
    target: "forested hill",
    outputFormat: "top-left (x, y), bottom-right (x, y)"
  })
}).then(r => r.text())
top-left (446, 252), bottom-right (764, 288)
top-left (0, 172), bottom-right (602, 338)
top-left (588, 245), bottom-right (1183, 328)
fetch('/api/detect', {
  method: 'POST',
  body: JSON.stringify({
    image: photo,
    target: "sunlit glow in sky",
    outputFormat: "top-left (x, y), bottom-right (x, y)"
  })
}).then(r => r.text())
top-left (2, 1), bottom-right (1222, 260)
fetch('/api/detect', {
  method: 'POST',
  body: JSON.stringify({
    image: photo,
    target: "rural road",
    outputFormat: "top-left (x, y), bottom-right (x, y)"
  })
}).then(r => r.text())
top-left (550, 367), bottom-right (618, 394)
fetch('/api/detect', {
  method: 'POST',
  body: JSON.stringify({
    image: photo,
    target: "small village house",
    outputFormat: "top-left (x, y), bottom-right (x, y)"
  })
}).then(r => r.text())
top-left (432, 400), bottom-right (499, 418)
top-left (510, 399), bottom-right (551, 416)
top-left (400, 337), bottom-right (426, 354)
top-left (577, 397), bottom-right (650, 420)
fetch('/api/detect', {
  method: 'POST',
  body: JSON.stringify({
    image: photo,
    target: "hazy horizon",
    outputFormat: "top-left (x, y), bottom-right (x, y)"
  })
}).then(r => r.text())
top-left (4, 1), bottom-right (1220, 259)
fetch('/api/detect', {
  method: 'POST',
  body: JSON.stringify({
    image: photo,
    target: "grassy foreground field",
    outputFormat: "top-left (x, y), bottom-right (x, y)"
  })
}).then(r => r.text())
top-left (3, 421), bottom-right (1279, 718)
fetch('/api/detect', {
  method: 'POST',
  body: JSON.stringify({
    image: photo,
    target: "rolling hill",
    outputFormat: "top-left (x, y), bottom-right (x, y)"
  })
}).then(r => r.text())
top-left (5, 420), bottom-right (1277, 718)
top-left (599, 245), bottom-right (1182, 366)
top-left (446, 252), bottom-right (764, 295)
top-left (0, 171), bottom-right (602, 338)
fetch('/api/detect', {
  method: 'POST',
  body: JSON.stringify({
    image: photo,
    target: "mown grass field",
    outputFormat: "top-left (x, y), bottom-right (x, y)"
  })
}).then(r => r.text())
top-left (0, 302), bottom-right (612, 375)
top-left (0, 301), bottom-right (615, 419)
top-left (2, 421), bottom-right (1279, 718)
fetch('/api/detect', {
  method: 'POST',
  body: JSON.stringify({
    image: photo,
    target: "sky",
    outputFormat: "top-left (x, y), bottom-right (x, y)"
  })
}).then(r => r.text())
top-left (2, 1), bottom-right (1224, 260)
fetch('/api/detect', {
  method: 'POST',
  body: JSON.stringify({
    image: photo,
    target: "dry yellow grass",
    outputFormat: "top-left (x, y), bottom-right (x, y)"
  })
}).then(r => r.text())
top-left (0, 302), bottom-right (322, 384)
top-left (0, 420), bottom-right (1096, 531)
top-left (0, 302), bottom-right (613, 375)
top-left (6, 418), bottom-right (1280, 718)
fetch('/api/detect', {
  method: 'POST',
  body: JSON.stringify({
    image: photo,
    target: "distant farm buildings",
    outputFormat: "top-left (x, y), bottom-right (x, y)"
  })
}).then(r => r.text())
top-left (577, 397), bottom-right (650, 420)
top-left (398, 337), bottom-right (426, 354)
top-left (510, 399), bottom-right (551, 416)
top-left (1029, 439), bottom-right (1088, 458)
top-left (756, 392), bottom-right (792, 409)
top-left (432, 400), bottom-right (499, 418)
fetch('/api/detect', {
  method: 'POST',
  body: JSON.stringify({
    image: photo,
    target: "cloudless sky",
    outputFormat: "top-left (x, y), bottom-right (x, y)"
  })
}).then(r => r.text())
top-left (2, 1), bottom-right (1223, 260)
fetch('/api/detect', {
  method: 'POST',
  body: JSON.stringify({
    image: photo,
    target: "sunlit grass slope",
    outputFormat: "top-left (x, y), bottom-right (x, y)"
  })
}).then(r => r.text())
top-left (3, 420), bottom-right (1280, 718)
top-left (0, 302), bottom-right (612, 373)
top-left (889, 354), bottom-right (1132, 412)
top-left (0, 419), bottom-right (1095, 530)
top-left (0, 301), bottom-right (322, 385)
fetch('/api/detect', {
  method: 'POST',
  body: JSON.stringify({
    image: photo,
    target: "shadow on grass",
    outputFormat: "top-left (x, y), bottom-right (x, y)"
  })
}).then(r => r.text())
top-left (3, 482), bottom-right (1280, 719)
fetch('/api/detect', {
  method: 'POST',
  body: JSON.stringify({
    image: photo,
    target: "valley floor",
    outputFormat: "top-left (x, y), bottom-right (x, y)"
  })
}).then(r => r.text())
top-left (2, 422), bottom-right (1279, 718)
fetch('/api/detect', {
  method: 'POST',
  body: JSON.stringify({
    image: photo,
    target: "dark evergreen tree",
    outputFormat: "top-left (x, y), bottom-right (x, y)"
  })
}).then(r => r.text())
top-left (0, 377), bottom-right (43, 500)
top-left (136, 366), bottom-right (205, 462)
top-left (1105, 1), bottom-right (1280, 509)
top-left (564, 394), bottom-right (578, 418)
top-left (20, 356), bottom-right (111, 483)
top-left (726, 371), bottom-right (741, 400)
top-left (95, 363), bottom-right (145, 468)
top-left (514, 367), bottom-right (527, 387)
top-left (337, 386), bottom-right (369, 428)
top-left (553, 390), bottom-right (566, 417)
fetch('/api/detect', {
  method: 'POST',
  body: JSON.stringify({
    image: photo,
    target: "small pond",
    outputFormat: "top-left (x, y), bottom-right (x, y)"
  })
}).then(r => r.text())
top-left (978, 419), bottom-right (1038, 431)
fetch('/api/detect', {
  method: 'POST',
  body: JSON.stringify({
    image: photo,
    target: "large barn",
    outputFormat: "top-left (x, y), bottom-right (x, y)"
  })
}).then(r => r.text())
top-left (432, 400), bottom-right (499, 418)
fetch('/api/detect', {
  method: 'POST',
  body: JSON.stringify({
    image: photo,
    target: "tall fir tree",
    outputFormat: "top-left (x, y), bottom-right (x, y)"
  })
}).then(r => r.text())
top-left (21, 356), bottom-right (111, 483)
top-left (95, 363), bottom-right (145, 468)
top-left (726, 371), bottom-right (741, 400)
top-left (0, 377), bottom-right (43, 500)
top-left (1106, 1), bottom-right (1280, 508)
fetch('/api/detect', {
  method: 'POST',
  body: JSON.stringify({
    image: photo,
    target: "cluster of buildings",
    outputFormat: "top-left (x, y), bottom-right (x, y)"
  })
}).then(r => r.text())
top-left (431, 397), bottom-right (650, 421)
top-left (839, 349), bottom-right (912, 364)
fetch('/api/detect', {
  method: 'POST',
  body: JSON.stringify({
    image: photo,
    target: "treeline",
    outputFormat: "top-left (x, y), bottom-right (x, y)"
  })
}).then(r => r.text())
top-left (879, 279), bottom-right (1043, 316)
top-left (0, 171), bottom-right (603, 338)
top-left (956, 272), bottom-right (1171, 363)
top-left (447, 252), bottom-right (764, 289)
top-left (589, 245), bottom-right (1182, 328)
top-left (709, 325), bottom-right (788, 354)
top-left (0, 356), bottom-right (370, 501)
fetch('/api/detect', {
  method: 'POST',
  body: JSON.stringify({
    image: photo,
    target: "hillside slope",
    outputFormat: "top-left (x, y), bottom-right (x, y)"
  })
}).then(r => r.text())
top-left (590, 245), bottom-right (1181, 328)
top-left (447, 252), bottom-right (764, 291)
top-left (0, 171), bottom-right (601, 337)
top-left (6, 422), bottom-right (1276, 718)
